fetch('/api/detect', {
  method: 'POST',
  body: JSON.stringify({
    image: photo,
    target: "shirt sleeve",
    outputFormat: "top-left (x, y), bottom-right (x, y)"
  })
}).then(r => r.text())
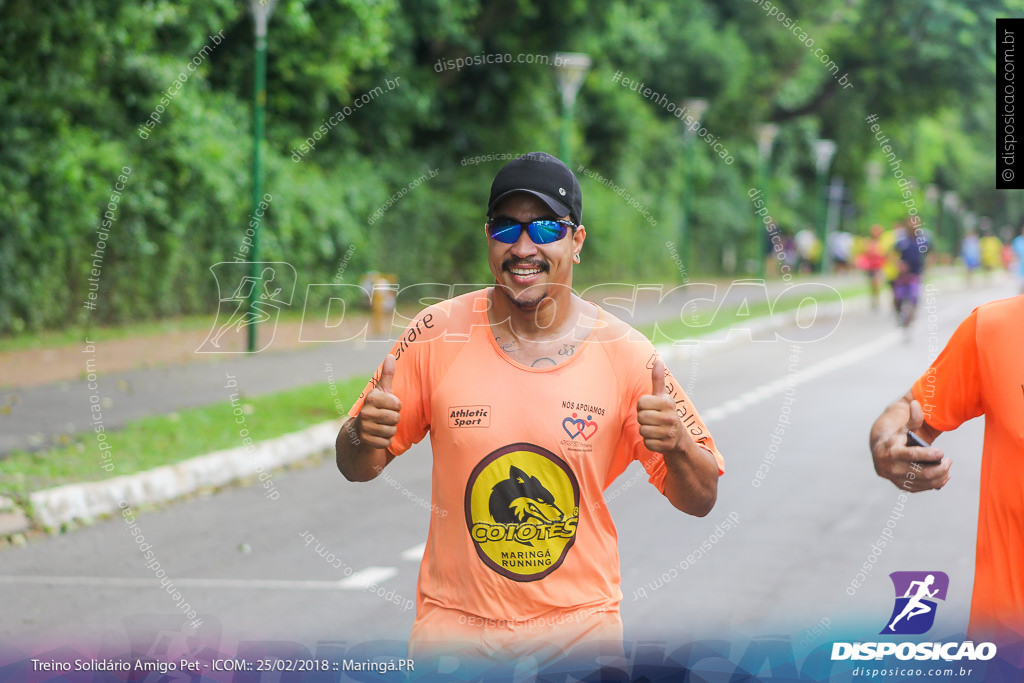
top-left (911, 308), bottom-right (984, 432)
top-left (347, 311), bottom-right (435, 456)
top-left (613, 355), bottom-right (725, 494)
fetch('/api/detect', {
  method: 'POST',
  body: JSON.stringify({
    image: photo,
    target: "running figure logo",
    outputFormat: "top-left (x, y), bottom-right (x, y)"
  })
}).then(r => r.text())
top-left (197, 262), bottom-right (296, 353)
top-left (881, 571), bottom-right (950, 635)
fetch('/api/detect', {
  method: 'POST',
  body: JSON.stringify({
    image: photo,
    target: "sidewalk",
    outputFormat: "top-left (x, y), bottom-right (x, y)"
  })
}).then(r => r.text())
top-left (0, 313), bottom-right (398, 455)
top-left (0, 272), bottom-right (874, 539)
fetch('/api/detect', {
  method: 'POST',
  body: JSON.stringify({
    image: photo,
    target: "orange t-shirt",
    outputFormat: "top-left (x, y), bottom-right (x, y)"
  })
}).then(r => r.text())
top-left (349, 288), bottom-right (724, 623)
top-left (911, 295), bottom-right (1024, 639)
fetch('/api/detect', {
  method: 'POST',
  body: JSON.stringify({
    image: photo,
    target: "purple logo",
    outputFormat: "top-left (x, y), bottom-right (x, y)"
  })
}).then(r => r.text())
top-left (881, 571), bottom-right (949, 635)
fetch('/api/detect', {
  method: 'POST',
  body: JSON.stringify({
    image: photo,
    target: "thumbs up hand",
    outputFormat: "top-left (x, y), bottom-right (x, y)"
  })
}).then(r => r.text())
top-left (637, 357), bottom-right (692, 455)
top-left (376, 353), bottom-right (396, 393)
top-left (356, 354), bottom-right (402, 450)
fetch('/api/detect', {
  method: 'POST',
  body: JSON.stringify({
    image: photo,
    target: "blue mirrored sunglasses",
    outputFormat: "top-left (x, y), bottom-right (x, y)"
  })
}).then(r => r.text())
top-left (485, 217), bottom-right (576, 244)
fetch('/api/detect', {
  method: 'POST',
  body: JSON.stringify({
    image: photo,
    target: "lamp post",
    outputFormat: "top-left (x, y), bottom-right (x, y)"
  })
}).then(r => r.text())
top-left (963, 211), bottom-right (978, 246)
top-left (812, 139), bottom-right (837, 273)
top-left (943, 191), bottom-right (961, 253)
top-left (925, 183), bottom-right (940, 253)
top-left (865, 160), bottom-right (883, 186)
top-left (824, 177), bottom-right (845, 275)
top-left (246, 0), bottom-right (278, 352)
top-left (678, 98), bottom-right (708, 278)
top-left (553, 52), bottom-right (591, 166)
top-left (755, 123), bottom-right (779, 278)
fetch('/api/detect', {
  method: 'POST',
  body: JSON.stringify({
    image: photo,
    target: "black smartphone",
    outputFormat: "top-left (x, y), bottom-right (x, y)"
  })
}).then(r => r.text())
top-left (906, 430), bottom-right (931, 448)
top-left (907, 430), bottom-right (934, 468)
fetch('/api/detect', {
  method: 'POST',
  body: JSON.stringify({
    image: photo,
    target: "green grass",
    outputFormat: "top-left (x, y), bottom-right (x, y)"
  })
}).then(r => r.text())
top-left (639, 281), bottom-right (868, 344)
top-left (0, 314), bottom-right (222, 353)
top-left (0, 376), bottom-right (368, 501)
top-left (0, 309), bottom-right (339, 353)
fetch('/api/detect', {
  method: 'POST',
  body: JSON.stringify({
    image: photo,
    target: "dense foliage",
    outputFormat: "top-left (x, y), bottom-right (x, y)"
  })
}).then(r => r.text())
top-left (0, 0), bottom-right (1017, 334)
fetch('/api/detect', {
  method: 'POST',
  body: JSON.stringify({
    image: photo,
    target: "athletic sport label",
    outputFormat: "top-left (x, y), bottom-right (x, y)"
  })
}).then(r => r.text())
top-left (464, 443), bottom-right (580, 582)
top-left (448, 405), bottom-right (491, 428)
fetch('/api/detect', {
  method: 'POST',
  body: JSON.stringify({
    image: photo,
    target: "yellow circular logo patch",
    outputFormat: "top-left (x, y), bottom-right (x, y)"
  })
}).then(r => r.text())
top-left (464, 442), bottom-right (580, 582)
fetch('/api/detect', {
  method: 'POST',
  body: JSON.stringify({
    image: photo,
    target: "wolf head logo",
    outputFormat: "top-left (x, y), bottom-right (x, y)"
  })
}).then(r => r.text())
top-left (489, 465), bottom-right (564, 544)
top-left (466, 444), bottom-right (581, 579)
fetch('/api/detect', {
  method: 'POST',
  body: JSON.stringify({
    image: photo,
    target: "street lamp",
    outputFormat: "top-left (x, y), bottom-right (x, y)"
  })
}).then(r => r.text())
top-left (823, 177), bottom-right (845, 276)
top-left (812, 138), bottom-right (837, 273)
top-left (865, 160), bottom-right (883, 186)
top-left (758, 124), bottom-right (781, 162)
top-left (978, 216), bottom-right (992, 240)
top-left (925, 184), bottom-right (940, 247)
top-left (553, 52), bottom-right (591, 165)
top-left (963, 211), bottom-right (978, 239)
top-left (246, 0), bottom-right (279, 352)
top-left (943, 191), bottom-right (961, 250)
top-left (755, 123), bottom-right (780, 278)
top-left (678, 98), bottom-right (708, 277)
top-left (683, 98), bottom-right (710, 136)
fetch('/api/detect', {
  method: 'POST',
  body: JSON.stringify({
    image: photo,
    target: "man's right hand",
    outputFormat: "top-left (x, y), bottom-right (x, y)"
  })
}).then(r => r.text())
top-left (353, 353), bottom-right (402, 451)
top-left (869, 392), bottom-right (950, 492)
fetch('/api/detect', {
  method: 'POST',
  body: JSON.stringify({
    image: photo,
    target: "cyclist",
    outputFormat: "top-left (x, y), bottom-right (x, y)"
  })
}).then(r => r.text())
top-left (892, 223), bottom-right (928, 332)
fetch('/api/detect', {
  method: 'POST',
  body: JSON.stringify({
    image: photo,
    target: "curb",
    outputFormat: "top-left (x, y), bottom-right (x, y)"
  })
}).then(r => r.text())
top-left (21, 421), bottom-right (339, 532)
top-left (0, 495), bottom-right (31, 539)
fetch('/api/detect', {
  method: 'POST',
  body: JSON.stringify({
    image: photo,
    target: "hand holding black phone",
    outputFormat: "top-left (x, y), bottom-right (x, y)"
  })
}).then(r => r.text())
top-left (906, 430), bottom-right (931, 448)
top-left (906, 430), bottom-right (935, 468)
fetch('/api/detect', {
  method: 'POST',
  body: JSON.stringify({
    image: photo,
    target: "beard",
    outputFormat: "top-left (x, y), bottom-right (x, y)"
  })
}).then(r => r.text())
top-left (499, 285), bottom-right (547, 310)
top-left (498, 258), bottom-right (549, 310)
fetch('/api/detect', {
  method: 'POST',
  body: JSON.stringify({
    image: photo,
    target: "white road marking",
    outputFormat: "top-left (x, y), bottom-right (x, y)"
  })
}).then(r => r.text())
top-left (0, 570), bottom-right (398, 591)
top-left (400, 543), bottom-right (425, 560)
top-left (336, 566), bottom-right (398, 589)
top-left (698, 330), bottom-right (903, 424)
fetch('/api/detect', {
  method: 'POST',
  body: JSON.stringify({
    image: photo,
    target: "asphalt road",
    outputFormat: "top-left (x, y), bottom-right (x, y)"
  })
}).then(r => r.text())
top-left (0, 275), bottom-right (1016, 677)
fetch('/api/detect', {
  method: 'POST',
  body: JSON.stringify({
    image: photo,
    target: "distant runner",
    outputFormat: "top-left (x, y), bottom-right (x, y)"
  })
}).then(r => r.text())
top-left (891, 225), bottom-right (927, 332)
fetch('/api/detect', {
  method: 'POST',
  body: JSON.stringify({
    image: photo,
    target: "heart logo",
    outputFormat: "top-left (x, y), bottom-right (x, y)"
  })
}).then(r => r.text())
top-left (562, 413), bottom-right (598, 440)
top-left (562, 417), bottom-right (586, 439)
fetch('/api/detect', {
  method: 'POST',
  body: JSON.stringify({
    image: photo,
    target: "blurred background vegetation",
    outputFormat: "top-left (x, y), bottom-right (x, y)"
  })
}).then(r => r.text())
top-left (1, 0), bottom-right (1019, 335)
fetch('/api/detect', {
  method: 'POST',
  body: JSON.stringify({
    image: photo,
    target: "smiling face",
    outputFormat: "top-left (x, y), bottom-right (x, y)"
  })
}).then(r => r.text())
top-left (487, 192), bottom-right (585, 312)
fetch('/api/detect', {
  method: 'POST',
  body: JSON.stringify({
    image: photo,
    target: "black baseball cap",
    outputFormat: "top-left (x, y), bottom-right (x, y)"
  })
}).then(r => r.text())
top-left (487, 152), bottom-right (582, 224)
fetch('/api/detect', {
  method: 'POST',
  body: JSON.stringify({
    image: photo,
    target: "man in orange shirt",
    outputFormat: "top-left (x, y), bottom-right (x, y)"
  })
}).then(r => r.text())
top-left (869, 294), bottom-right (1024, 643)
top-left (336, 152), bottom-right (724, 669)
